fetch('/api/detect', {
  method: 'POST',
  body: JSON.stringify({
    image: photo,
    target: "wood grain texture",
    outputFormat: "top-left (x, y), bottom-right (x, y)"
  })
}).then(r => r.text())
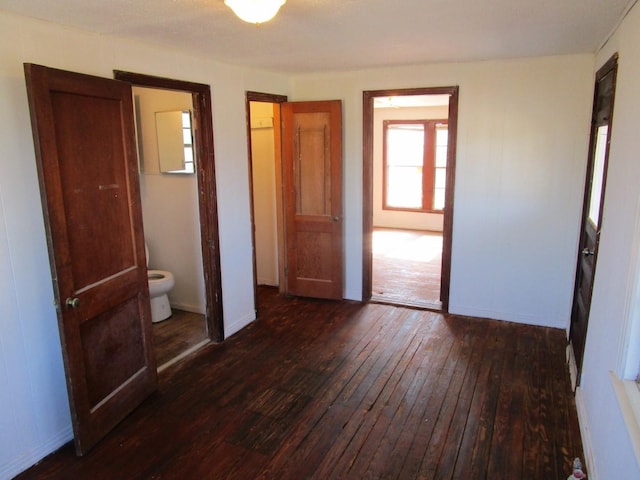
top-left (152, 309), bottom-right (208, 367)
top-left (17, 287), bottom-right (584, 479)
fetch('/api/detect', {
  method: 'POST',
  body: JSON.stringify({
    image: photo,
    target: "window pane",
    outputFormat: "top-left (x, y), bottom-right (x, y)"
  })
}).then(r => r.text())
top-left (387, 125), bottom-right (424, 167)
top-left (435, 167), bottom-right (446, 189)
top-left (386, 166), bottom-right (422, 208)
top-left (182, 111), bottom-right (191, 128)
top-left (433, 188), bottom-right (445, 210)
top-left (435, 145), bottom-right (447, 168)
top-left (182, 128), bottom-right (192, 145)
top-left (436, 126), bottom-right (448, 146)
top-left (588, 125), bottom-right (608, 226)
top-left (184, 146), bottom-right (194, 164)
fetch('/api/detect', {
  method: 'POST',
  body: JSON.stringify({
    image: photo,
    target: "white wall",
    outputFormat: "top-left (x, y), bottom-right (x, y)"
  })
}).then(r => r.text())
top-left (250, 102), bottom-right (279, 287)
top-left (0, 10), bottom-right (290, 479)
top-left (0, 7), bottom-right (620, 479)
top-left (292, 54), bottom-right (594, 326)
top-left (134, 87), bottom-right (205, 313)
top-left (373, 105), bottom-right (448, 231)
top-left (576, 2), bottom-right (640, 478)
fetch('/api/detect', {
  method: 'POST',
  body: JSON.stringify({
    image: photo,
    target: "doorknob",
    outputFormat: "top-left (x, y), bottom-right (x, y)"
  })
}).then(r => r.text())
top-left (332, 216), bottom-right (341, 222)
top-left (65, 297), bottom-right (80, 309)
top-left (581, 248), bottom-right (595, 256)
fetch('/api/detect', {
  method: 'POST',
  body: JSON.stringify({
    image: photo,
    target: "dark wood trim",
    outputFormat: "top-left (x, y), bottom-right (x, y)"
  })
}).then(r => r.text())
top-left (245, 92), bottom-right (288, 315)
top-left (363, 86), bottom-right (459, 310)
top-left (441, 87), bottom-right (459, 311)
top-left (568, 53), bottom-right (618, 384)
top-left (114, 70), bottom-right (224, 341)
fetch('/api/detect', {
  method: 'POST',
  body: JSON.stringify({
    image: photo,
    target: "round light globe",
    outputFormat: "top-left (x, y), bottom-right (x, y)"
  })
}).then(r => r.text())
top-left (224, 0), bottom-right (286, 24)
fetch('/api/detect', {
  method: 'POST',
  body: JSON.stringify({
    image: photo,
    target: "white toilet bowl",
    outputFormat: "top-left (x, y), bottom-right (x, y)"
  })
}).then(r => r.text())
top-left (148, 269), bottom-right (175, 323)
top-left (145, 243), bottom-right (175, 323)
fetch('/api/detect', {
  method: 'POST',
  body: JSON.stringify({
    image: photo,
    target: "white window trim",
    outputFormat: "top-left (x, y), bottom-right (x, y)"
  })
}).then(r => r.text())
top-left (610, 194), bottom-right (640, 467)
top-left (610, 372), bottom-right (640, 465)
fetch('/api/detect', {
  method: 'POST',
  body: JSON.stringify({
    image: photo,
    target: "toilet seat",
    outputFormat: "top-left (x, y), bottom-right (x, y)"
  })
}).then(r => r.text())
top-left (147, 269), bottom-right (174, 296)
top-left (147, 269), bottom-right (175, 322)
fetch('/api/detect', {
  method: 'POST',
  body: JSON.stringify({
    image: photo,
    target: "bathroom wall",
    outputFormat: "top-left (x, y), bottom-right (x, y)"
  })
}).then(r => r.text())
top-left (373, 104), bottom-right (449, 232)
top-left (250, 101), bottom-right (279, 286)
top-left (134, 86), bottom-right (206, 314)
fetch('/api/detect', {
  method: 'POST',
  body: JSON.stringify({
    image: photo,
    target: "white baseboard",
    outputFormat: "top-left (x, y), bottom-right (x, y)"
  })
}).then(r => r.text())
top-left (0, 426), bottom-right (73, 480)
top-left (224, 312), bottom-right (255, 338)
top-left (449, 304), bottom-right (566, 329)
top-left (575, 386), bottom-right (598, 480)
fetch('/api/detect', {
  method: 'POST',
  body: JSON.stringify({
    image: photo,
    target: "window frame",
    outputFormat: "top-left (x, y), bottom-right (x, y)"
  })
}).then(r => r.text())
top-left (382, 118), bottom-right (448, 213)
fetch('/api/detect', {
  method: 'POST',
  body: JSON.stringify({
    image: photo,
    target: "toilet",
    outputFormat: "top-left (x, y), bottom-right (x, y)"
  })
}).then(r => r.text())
top-left (145, 244), bottom-right (175, 323)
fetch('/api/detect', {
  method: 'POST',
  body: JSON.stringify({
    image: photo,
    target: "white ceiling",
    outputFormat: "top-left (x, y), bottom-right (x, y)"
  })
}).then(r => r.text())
top-left (0, 0), bottom-right (633, 74)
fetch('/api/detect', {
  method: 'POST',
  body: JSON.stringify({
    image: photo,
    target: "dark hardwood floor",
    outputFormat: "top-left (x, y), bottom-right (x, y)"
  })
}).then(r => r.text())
top-left (372, 228), bottom-right (443, 310)
top-left (17, 287), bottom-right (583, 479)
top-left (153, 309), bottom-right (208, 367)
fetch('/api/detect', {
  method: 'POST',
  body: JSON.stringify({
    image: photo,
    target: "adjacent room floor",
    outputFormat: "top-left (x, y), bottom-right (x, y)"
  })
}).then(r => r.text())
top-left (372, 227), bottom-right (443, 309)
top-left (152, 309), bottom-right (208, 367)
top-left (18, 287), bottom-right (584, 479)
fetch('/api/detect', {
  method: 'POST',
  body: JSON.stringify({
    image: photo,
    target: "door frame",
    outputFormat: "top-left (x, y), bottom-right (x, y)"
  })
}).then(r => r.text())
top-left (115, 70), bottom-right (224, 341)
top-left (568, 53), bottom-right (618, 386)
top-left (362, 86), bottom-right (459, 310)
top-left (245, 92), bottom-right (288, 313)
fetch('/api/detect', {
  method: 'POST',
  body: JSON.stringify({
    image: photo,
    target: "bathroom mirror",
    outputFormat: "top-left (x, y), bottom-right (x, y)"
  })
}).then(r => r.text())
top-left (156, 109), bottom-right (195, 174)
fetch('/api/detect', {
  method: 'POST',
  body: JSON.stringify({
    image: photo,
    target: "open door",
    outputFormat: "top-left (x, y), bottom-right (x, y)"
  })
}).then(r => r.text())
top-left (24, 64), bottom-right (157, 454)
top-left (281, 100), bottom-right (343, 299)
top-left (569, 53), bottom-right (618, 386)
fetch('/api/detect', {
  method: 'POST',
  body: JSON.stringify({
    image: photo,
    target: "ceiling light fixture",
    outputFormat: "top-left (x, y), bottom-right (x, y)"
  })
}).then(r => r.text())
top-left (224, 0), bottom-right (286, 25)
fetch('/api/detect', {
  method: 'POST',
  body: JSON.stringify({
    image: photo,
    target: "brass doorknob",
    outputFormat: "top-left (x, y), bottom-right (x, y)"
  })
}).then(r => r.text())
top-left (65, 297), bottom-right (80, 308)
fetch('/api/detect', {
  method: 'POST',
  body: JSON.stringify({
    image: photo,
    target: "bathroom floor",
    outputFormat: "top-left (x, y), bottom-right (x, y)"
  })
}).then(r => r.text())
top-left (152, 309), bottom-right (207, 367)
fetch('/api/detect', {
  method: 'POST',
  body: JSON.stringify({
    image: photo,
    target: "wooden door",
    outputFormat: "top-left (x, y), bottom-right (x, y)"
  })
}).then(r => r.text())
top-left (281, 100), bottom-right (343, 299)
top-left (569, 54), bottom-right (618, 385)
top-left (24, 64), bottom-right (157, 454)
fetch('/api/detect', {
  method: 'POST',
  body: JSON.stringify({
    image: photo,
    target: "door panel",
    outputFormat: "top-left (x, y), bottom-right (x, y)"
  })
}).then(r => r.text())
top-left (282, 101), bottom-right (343, 299)
top-left (24, 64), bottom-right (157, 454)
top-left (569, 54), bottom-right (618, 385)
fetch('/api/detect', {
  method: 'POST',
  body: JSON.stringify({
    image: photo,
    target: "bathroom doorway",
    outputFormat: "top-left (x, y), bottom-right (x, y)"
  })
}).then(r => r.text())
top-left (116, 71), bottom-right (224, 370)
top-left (363, 87), bottom-right (459, 311)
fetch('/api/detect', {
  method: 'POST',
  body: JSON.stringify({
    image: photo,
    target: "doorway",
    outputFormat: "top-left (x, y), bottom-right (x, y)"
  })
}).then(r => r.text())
top-left (130, 85), bottom-right (208, 369)
top-left (363, 87), bottom-right (459, 311)
top-left (115, 71), bottom-right (224, 361)
top-left (245, 93), bottom-right (344, 309)
top-left (568, 53), bottom-right (618, 387)
top-left (245, 92), bottom-right (287, 314)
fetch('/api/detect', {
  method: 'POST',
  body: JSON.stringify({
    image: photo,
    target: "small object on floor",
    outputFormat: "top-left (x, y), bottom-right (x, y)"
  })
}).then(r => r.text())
top-left (567, 457), bottom-right (586, 479)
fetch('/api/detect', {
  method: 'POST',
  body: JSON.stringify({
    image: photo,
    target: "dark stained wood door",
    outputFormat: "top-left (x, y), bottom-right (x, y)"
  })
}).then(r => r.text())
top-left (569, 54), bottom-right (618, 384)
top-left (281, 100), bottom-right (343, 299)
top-left (24, 64), bottom-right (157, 454)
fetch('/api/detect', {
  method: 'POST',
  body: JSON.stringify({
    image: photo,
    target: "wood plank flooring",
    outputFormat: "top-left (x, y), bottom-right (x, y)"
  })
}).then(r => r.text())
top-left (17, 287), bottom-right (584, 479)
top-left (153, 309), bottom-right (208, 367)
top-left (372, 228), bottom-right (443, 309)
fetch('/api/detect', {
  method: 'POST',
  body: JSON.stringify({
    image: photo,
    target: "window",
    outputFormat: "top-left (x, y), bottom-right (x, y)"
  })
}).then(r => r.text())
top-left (157, 109), bottom-right (195, 174)
top-left (383, 119), bottom-right (448, 212)
top-left (173, 110), bottom-right (195, 174)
